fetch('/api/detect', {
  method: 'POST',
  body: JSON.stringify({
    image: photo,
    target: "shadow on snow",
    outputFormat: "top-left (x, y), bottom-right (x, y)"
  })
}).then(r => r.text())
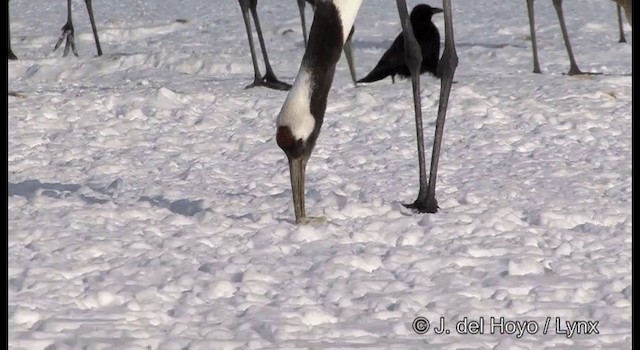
top-left (8, 179), bottom-right (208, 217)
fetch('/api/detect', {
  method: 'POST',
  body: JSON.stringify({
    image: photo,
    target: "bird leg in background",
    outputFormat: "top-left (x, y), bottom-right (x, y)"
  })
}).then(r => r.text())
top-left (8, 0), bottom-right (17, 60)
top-left (238, 0), bottom-right (291, 91)
top-left (247, 0), bottom-right (292, 90)
top-left (15, 0), bottom-right (100, 58)
top-left (528, 0), bottom-right (605, 75)
top-left (525, 0), bottom-right (542, 73)
top-left (239, 0), bottom-right (265, 87)
top-left (54, 0), bottom-right (78, 57)
top-left (84, 0), bottom-right (102, 56)
top-left (552, 0), bottom-right (591, 75)
top-left (343, 27), bottom-right (358, 86)
top-left (617, 4), bottom-right (627, 43)
top-left (613, 0), bottom-right (632, 27)
top-left (297, 0), bottom-right (309, 48)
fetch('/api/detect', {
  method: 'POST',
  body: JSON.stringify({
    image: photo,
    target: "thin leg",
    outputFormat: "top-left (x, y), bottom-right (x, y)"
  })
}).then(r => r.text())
top-left (395, 0), bottom-right (427, 210)
top-left (615, 0), bottom-right (632, 27)
top-left (343, 26), bottom-right (358, 86)
top-left (249, 0), bottom-right (291, 90)
top-left (399, 0), bottom-right (457, 213)
top-left (552, 0), bottom-right (585, 75)
top-left (424, 0), bottom-right (458, 211)
top-left (84, 0), bottom-right (102, 56)
top-left (296, 0), bottom-right (309, 47)
top-left (54, 0), bottom-right (78, 57)
top-left (525, 0), bottom-right (542, 73)
top-left (8, 0), bottom-right (17, 60)
top-left (238, 0), bottom-right (265, 87)
top-left (617, 4), bottom-right (627, 43)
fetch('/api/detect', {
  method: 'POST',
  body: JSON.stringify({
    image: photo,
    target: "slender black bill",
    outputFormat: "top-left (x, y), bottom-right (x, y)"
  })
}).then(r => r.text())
top-left (288, 157), bottom-right (307, 223)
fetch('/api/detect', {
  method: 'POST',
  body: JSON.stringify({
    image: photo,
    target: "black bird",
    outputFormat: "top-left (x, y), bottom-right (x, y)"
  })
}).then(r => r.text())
top-left (357, 4), bottom-right (442, 84)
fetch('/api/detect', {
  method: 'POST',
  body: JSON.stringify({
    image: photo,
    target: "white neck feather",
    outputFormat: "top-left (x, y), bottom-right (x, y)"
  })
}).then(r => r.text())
top-left (276, 69), bottom-right (314, 141)
top-left (275, 0), bottom-right (364, 142)
top-left (330, 0), bottom-right (363, 43)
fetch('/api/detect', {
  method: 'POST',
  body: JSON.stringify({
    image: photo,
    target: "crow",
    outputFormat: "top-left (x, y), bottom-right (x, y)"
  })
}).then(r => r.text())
top-left (357, 3), bottom-right (442, 84)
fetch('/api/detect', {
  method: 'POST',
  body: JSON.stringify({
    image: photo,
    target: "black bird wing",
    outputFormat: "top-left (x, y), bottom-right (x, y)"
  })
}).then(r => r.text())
top-left (358, 4), bottom-right (442, 84)
top-left (417, 26), bottom-right (441, 77)
top-left (357, 34), bottom-right (408, 83)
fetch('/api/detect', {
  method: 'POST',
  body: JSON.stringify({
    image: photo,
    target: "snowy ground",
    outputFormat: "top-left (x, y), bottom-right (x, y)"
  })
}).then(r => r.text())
top-left (8, 0), bottom-right (631, 349)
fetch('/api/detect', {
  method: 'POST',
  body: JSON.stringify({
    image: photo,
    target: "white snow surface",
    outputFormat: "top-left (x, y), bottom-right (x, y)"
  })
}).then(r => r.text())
top-left (8, 0), bottom-right (631, 349)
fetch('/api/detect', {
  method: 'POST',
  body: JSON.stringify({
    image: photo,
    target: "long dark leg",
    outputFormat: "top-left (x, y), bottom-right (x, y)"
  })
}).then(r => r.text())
top-left (552, 0), bottom-right (585, 75)
top-left (395, 0), bottom-right (427, 210)
top-left (525, 0), bottom-right (542, 73)
top-left (238, 0), bottom-right (265, 88)
top-left (84, 0), bottom-right (102, 56)
top-left (617, 4), bottom-right (627, 43)
top-left (296, 0), bottom-right (309, 47)
top-left (8, 0), bottom-right (17, 60)
top-left (248, 0), bottom-right (291, 90)
top-left (400, 0), bottom-right (457, 213)
top-left (54, 0), bottom-right (78, 57)
top-left (343, 26), bottom-right (358, 86)
top-left (424, 0), bottom-right (458, 211)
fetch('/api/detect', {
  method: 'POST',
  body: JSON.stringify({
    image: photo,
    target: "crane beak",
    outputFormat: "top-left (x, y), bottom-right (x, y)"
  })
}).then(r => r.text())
top-left (288, 156), bottom-right (307, 223)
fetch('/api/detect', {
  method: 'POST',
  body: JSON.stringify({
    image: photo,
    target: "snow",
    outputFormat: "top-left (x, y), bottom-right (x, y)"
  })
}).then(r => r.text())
top-left (8, 0), bottom-right (631, 349)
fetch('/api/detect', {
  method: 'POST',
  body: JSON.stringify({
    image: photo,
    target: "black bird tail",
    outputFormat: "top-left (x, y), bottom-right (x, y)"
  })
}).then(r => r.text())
top-left (357, 62), bottom-right (394, 83)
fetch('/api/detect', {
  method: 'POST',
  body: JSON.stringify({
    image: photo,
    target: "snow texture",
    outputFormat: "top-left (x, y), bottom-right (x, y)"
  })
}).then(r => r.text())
top-left (8, 0), bottom-right (631, 349)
